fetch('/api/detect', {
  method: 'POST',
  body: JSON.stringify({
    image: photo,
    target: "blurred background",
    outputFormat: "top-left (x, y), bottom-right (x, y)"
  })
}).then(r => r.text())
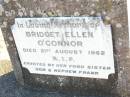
top-left (0, 29), bottom-right (12, 76)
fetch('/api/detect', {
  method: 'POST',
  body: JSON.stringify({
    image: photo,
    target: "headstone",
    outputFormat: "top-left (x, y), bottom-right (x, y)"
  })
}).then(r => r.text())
top-left (0, 0), bottom-right (130, 96)
top-left (11, 17), bottom-right (115, 79)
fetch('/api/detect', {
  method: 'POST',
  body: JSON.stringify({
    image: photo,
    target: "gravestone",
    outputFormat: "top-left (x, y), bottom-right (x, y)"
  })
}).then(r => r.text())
top-left (0, 0), bottom-right (130, 97)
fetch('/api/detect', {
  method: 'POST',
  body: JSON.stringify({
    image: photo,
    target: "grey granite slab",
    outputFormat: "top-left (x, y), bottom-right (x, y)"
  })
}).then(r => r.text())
top-left (0, 0), bottom-right (130, 97)
top-left (0, 71), bottom-right (117, 97)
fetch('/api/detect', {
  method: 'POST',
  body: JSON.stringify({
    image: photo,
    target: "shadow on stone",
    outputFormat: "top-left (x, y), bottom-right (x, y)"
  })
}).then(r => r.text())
top-left (0, 71), bottom-right (121, 97)
top-left (0, 72), bottom-right (69, 97)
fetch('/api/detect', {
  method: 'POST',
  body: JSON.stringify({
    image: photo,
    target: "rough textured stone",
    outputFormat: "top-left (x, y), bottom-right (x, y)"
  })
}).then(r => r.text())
top-left (0, 0), bottom-right (129, 97)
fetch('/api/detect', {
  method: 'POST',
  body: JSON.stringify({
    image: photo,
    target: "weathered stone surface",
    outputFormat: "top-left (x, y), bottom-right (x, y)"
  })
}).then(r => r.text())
top-left (0, 0), bottom-right (129, 96)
